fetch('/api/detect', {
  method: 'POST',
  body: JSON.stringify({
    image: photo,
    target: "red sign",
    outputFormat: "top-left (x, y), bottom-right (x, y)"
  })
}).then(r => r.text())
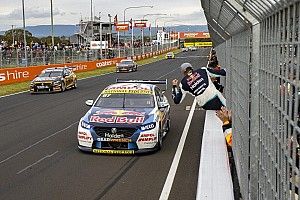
top-left (115, 24), bottom-right (129, 32)
top-left (179, 32), bottom-right (211, 39)
top-left (134, 22), bottom-right (146, 28)
top-left (170, 33), bottom-right (179, 39)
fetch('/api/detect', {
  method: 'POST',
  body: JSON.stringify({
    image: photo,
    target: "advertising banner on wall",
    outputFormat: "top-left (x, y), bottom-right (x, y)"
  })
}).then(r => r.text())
top-left (179, 32), bottom-right (211, 39)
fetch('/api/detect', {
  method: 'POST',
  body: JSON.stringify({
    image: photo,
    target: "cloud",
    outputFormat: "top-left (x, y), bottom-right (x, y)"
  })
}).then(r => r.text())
top-left (0, 7), bottom-right (65, 20)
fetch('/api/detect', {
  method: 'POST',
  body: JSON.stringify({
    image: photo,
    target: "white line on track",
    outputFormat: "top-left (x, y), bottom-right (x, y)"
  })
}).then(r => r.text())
top-left (176, 56), bottom-right (209, 59)
top-left (0, 90), bottom-right (29, 99)
top-left (17, 150), bottom-right (59, 174)
top-left (157, 68), bottom-right (180, 79)
top-left (159, 98), bottom-right (197, 200)
top-left (0, 121), bottom-right (78, 165)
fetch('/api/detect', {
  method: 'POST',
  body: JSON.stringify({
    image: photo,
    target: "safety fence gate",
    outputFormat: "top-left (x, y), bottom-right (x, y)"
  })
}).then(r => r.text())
top-left (201, 0), bottom-right (300, 199)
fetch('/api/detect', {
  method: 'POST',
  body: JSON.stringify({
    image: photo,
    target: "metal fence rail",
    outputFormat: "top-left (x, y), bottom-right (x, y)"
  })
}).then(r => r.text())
top-left (201, 0), bottom-right (300, 199)
top-left (0, 42), bottom-right (178, 68)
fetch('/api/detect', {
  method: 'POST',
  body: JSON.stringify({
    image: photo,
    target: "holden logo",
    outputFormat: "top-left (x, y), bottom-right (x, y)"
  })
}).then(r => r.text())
top-left (111, 128), bottom-right (117, 134)
top-left (41, 83), bottom-right (44, 86)
top-left (105, 132), bottom-right (124, 138)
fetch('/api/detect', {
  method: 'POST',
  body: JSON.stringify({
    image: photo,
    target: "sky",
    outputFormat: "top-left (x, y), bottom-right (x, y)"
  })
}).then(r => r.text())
top-left (0, 0), bottom-right (207, 31)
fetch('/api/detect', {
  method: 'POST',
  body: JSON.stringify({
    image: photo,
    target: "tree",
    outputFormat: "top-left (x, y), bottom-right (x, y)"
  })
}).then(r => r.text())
top-left (4, 29), bottom-right (37, 46)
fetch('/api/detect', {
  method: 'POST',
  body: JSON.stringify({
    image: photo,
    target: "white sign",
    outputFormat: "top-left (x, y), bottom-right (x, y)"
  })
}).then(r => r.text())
top-left (156, 31), bottom-right (169, 45)
top-left (90, 41), bottom-right (108, 50)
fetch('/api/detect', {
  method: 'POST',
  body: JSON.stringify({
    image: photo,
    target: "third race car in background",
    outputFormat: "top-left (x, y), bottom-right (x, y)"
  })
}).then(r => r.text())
top-left (116, 59), bottom-right (138, 72)
top-left (30, 67), bottom-right (77, 93)
top-left (165, 52), bottom-right (175, 59)
top-left (77, 79), bottom-right (171, 155)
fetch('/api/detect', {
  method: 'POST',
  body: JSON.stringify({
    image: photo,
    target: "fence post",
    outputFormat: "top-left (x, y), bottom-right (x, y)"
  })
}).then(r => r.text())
top-left (16, 49), bottom-right (19, 67)
top-left (63, 49), bottom-right (66, 64)
top-left (249, 22), bottom-right (260, 200)
top-left (0, 50), bottom-right (2, 68)
top-left (30, 49), bottom-right (33, 66)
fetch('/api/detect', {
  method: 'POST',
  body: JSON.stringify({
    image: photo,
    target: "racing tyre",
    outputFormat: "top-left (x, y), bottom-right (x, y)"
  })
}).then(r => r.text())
top-left (61, 82), bottom-right (66, 92)
top-left (73, 79), bottom-right (77, 89)
top-left (157, 128), bottom-right (163, 151)
top-left (166, 119), bottom-right (171, 133)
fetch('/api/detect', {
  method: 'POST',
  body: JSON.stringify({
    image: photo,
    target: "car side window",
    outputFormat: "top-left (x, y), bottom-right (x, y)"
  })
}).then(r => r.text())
top-left (64, 69), bottom-right (70, 76)
top-left (155, 88), bottom-right (164, 103)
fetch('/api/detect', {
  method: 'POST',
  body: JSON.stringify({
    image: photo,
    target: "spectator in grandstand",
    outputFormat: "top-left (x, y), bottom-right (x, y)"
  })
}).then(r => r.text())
top-left (172, 62), bottom-right (226, 110)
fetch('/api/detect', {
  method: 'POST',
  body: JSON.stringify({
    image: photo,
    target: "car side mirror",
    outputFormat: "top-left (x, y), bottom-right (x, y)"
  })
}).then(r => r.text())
top-left (85, 100), bottom-right (94, 107)
top-left (158, 101), bottom-right (169, 109)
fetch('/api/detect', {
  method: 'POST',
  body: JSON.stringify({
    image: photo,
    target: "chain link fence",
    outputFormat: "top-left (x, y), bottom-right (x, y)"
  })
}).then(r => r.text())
top-left (0, 41), bottom-right (179, 68)
top-left (202, 0), bottom-right (300, 199)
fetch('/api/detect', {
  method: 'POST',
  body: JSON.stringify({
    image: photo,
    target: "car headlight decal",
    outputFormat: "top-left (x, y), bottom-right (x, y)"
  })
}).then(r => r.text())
top-left (81, 120), bottom-right (91, 129)
top-left (54, 81), bottom-right (61, 85)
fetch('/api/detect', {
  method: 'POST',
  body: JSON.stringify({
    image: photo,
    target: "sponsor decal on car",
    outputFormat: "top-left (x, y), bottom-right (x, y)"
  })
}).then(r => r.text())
top-left (102, 89), bottom-right (152, 94)
top-left (98, 138), bottom-right (132, 142)
top-left (140, 122), bottom-right (156, 131)
top-left (92, 149), bottom-right (135, 154)
top-left (138, 133), bottom-right (157, 142)
top-left (106, 84), bottom-right (151, 90)
top-left (78, 132), bottom-right (92, 141)
top-left (95, 110), bottom-right (145, 116)
top-left (90, 116), bottom-right (145, 124)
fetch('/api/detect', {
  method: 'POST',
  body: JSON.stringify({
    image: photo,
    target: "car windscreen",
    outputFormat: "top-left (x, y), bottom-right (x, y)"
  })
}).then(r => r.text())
top-left (39, 71), bottom-right (63, 77)
top-left (95, 93), bottom-right (154, 108)
top-left (120, 61), bottom-right (133, 65)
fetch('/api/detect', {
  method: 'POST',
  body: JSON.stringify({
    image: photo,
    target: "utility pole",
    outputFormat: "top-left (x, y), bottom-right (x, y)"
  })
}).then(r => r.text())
top-left (50, 0), bottom-right (54, 47)
top-left (99, 12), bottom-right (102, 59)
top-left (90, 0), bottom-right (93, 21)
top-left (108, 14), bottom-right (112, 48)
top-left (11, 25), bottom-right (15, 47)
top-left (22, 0), bottom-right (28, 67)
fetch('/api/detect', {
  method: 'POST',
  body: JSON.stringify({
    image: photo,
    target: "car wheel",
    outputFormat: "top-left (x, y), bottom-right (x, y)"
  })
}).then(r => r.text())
top-left (73, 79), bottom-right (77, 89)
top-left (157, 127), bottom-right (163, 151)
top-left (166, 119), bottom-right (171, 133)
top-left (61, 82), bottom-right (66, 92)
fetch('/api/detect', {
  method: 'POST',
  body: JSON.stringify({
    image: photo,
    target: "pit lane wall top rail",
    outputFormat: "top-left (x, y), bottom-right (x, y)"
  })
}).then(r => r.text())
top-left (196, 110), bottom-right (234, 200)
top-left (0, 48), bottom-right (176, 85)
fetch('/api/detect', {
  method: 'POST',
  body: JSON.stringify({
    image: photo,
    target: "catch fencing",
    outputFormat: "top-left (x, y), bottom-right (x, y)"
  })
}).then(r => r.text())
top-left (0, 42), bottom-right (178, 68)
top-left (201, 0), bottom-right (300, 199)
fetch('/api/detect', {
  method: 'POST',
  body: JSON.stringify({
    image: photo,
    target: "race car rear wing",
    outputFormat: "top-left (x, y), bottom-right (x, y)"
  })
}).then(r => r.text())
top-left (116, 79), bottom-right (168, 91)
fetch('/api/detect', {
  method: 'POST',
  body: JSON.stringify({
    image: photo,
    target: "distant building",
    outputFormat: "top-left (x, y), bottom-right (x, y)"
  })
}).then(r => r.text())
top-left (70, 19), bottom-right (114, 47)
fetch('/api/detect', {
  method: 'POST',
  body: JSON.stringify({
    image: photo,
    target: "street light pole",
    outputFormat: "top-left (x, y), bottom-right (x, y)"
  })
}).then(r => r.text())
top-left (22, 0), bottom-right (27, 67)
top-left (108, 14), bottom-right (112, 48)
top-left (154, 16), bottom-right (173, 51)
top-left (142, 13), bottom-right (167, 54)
top-left (11, 25), bottom-right (15, 47)
top-left (50, 0), bottom-right (54, 47)
top-left (123, 5), bottom-right (153, 57)
top-left (99, 12), bottom-right (102, 59)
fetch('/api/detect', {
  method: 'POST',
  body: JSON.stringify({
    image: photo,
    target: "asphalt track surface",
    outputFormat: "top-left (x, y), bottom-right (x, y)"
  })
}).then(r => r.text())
top-left (0, 48), bottom-right (210, 200)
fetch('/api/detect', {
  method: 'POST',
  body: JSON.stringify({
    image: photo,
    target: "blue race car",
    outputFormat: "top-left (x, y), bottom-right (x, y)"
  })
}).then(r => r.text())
top-left (77, 79), bottom-right (171, 154)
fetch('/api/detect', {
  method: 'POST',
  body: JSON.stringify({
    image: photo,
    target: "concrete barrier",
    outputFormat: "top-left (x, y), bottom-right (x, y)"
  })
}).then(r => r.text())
top-left (196, 110), bottom-right (234, 200)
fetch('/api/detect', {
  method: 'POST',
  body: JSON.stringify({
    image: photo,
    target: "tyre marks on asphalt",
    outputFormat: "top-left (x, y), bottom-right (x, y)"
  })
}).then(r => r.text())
top-left (92, 157), bottom-right (140, 200)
